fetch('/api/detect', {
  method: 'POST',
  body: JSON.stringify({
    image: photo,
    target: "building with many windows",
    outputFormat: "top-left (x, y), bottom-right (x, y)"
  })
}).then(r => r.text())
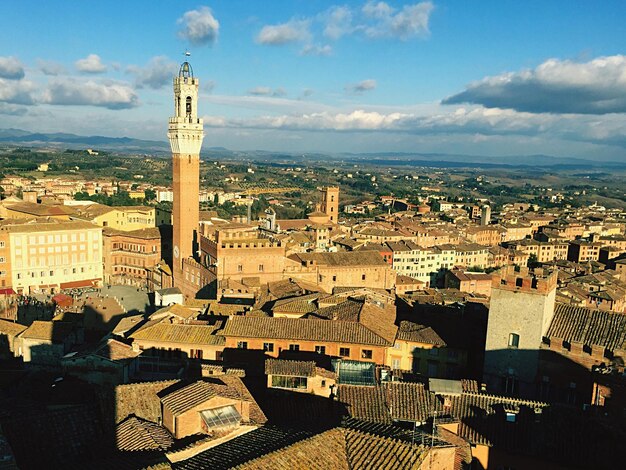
top-left (1, 218), bottom-right (103, 294)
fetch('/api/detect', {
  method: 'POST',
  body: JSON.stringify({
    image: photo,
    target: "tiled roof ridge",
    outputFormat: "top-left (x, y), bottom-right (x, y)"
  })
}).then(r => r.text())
top-left (459, 391), bottom-right (549, 407)
top-left (119, 379), bottom-right (179, 388)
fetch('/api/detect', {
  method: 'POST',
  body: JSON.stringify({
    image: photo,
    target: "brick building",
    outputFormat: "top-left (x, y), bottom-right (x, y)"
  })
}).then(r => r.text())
top-left (103, 227), bottom-right (161, 287)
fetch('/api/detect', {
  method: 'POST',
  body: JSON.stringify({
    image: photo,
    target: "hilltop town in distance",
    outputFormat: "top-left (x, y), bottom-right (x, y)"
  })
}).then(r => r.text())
top-left (0, 58), bottom-right (624, 470)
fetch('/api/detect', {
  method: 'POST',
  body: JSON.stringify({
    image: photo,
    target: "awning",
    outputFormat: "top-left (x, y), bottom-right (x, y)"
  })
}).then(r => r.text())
top-left (52, 294), bottom-right (74, 307)
top-left (60, 279), bottom-right (99, 289)
top-left (0, 288), bottom-right (16, 295)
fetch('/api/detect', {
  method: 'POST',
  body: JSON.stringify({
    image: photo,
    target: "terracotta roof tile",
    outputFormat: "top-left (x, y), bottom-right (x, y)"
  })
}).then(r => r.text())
top-left (222, 316), bottom-right (393, 346)
top-left (547, 303), bottom-right (626, 350)
top-left (116, 415), bottom-right (174, 452)
top-left (131, 320), bottom-right (225, 346)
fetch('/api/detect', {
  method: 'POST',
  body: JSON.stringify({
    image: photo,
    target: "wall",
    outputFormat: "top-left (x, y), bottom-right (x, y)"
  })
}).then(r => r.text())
top-left (484, 280), bottom-right (556, 388)
top-left (224, 337), bottom-right (387, 365)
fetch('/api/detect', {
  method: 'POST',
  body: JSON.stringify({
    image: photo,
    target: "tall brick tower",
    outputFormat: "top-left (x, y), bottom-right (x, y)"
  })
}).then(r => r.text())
top-left (168, 60), bottom-right (204, 283)
top-left (320, 186), bottom-right (339, 223)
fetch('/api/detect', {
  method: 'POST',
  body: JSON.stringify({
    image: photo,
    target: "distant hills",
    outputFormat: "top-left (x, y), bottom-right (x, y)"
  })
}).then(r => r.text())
top-left (0, 128), bottom-right (624, 169)
top-left (0, 128), bottom-right (170, 153)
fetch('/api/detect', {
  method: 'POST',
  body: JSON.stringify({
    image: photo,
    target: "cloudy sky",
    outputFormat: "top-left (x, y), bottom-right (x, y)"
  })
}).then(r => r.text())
top-left (1, 1), bottom-right (625, 160)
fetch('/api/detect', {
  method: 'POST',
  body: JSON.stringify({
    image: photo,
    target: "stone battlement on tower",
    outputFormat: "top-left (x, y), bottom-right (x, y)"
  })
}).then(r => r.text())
top-left (491, 265), bottom-right (557, 294)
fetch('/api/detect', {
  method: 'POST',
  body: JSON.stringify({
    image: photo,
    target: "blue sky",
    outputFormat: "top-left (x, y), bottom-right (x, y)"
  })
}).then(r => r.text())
top-left (1, 1), bottom-right (625, 159)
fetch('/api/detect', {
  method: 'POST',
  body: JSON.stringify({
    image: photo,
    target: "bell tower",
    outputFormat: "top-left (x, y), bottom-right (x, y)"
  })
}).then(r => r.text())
top-left (168, 59), bottom-right (204, 283)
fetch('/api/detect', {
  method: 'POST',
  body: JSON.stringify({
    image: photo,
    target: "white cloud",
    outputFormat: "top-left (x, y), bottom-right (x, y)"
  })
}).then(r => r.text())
top-left (346, 79), bottom-right (377, 93)
top-left (256, 19), bottom-right (312, 45)
top-left (177, 6), bottom-right (220, 46)
top-left (0, 78), bottom-right (36, 105)
top-left (75, 54), bottom-right (107, 73)
top-left (37, 59), bottom-right (66, 76)
top-left (300, 44), bottom-right (333, 56)
top-left (41, 78), bottom-right (138, 109)
top-left (0, 103), bottom-right (28, 116)
top-left (443, 55), bottom-right (626, 114)
top-left (199, 104), bottom-right (626, 150)
top-left (127, 56), bottom-right (178, 89)
top-left (248, 86), bottom-right (287, 97)
top-left (0, 56), bottom-right (25, 80)
top-left (323, 5), bottom-right (353, 40)
top-left (363, 1), bottom-right (434, 39)
top-left (362, 1), bottom-right (395, 19)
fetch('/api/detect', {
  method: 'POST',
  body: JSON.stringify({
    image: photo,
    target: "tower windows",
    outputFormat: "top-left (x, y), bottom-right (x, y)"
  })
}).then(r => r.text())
top-left (186, 96), bottom-right (192, 116)
top-left (508, 333), bottom-right (520, 348)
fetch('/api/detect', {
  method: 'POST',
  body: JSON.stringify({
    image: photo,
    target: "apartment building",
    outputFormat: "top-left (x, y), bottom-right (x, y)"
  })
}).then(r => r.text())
top-left (1, 218), bottom-right (103, 294)
top-left (504, 239), bottom-right (569, 263)
top-left (73, 203), bottom-right (155, 231)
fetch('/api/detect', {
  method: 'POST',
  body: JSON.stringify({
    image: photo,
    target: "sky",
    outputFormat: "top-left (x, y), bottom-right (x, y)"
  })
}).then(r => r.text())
top-left (1, 0), bottom-right (625, 160)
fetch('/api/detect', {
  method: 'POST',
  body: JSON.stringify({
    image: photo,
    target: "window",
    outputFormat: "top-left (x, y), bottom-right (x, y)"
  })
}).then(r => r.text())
top-left (237, 341), bottom-right (248, 349)
top-left (392, 358), bottom-right (400, 370)
top-left (258, 264), bottom-right (264, 272)
top-left (263, 342), bottom-right (274, 352)
top-left (0, 242), bottom-right (4, 248)
top-left (503, 376), bottom-right (519, 395)
top-left (506, 412), bottom-right (517, 423)
top-left (271, 375), bottom-right (307, 390)
top-left (0, 257), bottom-right (4, 263)
top-left (361, 349), bottom-right (373, 359)
top-left (321, 380), bottom-right (326, 387)
top-left (315, 345), bottom-right (326, 355)
top-left (237, 264), bottom-right (243, 272)
top-left (200, 405), bottom-right (241, 431)
top-left (332, 275), bottom-right (337, 282)
top-left (361, 274), bottom-right (366, 281)
top-left (339, 347), bottom-right (350, 357)
top-left (289, 344), bottom-right (300, 352)
top-left (508, 333), bottom-right (520, 349)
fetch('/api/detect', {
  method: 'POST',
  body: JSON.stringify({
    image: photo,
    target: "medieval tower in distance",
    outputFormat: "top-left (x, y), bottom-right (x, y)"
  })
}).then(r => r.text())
top-left (168, 60), bottom-right (204, 284)
top-left (320, 186), bottom-right (339, 223)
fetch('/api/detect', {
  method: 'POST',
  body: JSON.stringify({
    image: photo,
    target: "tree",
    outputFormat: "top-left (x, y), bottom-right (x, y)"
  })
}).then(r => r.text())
top-left (144, 189), bottom-right (157, 201)
top-left (527, 254), bottom-right (540, 269)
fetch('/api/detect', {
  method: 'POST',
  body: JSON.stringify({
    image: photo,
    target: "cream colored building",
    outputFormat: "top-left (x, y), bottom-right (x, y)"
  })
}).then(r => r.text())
top-left (73, 203), bottom-right (155, 231)
top-left (2, 218), bottom-right (103, 294)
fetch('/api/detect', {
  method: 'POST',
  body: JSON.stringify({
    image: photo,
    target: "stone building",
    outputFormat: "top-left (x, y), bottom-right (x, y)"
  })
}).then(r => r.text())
top-left (160, 377), bottom-right (266, 439)
top-left (265, 358), bottom-right (336, 397)
top-left (483, 266), bottom-right (558, 397)
top-left (445, 269), bottom-right (492, 297)
top-left (286, 251), bottom-right (396, 292)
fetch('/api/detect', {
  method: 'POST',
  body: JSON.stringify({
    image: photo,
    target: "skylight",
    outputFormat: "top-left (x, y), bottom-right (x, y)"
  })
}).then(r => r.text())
top-left (200, 405), bottom-right (241, 430)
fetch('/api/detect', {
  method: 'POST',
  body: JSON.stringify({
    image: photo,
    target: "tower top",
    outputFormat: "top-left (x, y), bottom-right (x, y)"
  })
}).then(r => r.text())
top-left (179, 61), bottom-right (194, 79)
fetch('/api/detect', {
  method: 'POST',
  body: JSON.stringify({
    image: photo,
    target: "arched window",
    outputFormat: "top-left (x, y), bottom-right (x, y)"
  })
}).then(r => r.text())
top-left (186, 96), bottom-right (192, 116)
